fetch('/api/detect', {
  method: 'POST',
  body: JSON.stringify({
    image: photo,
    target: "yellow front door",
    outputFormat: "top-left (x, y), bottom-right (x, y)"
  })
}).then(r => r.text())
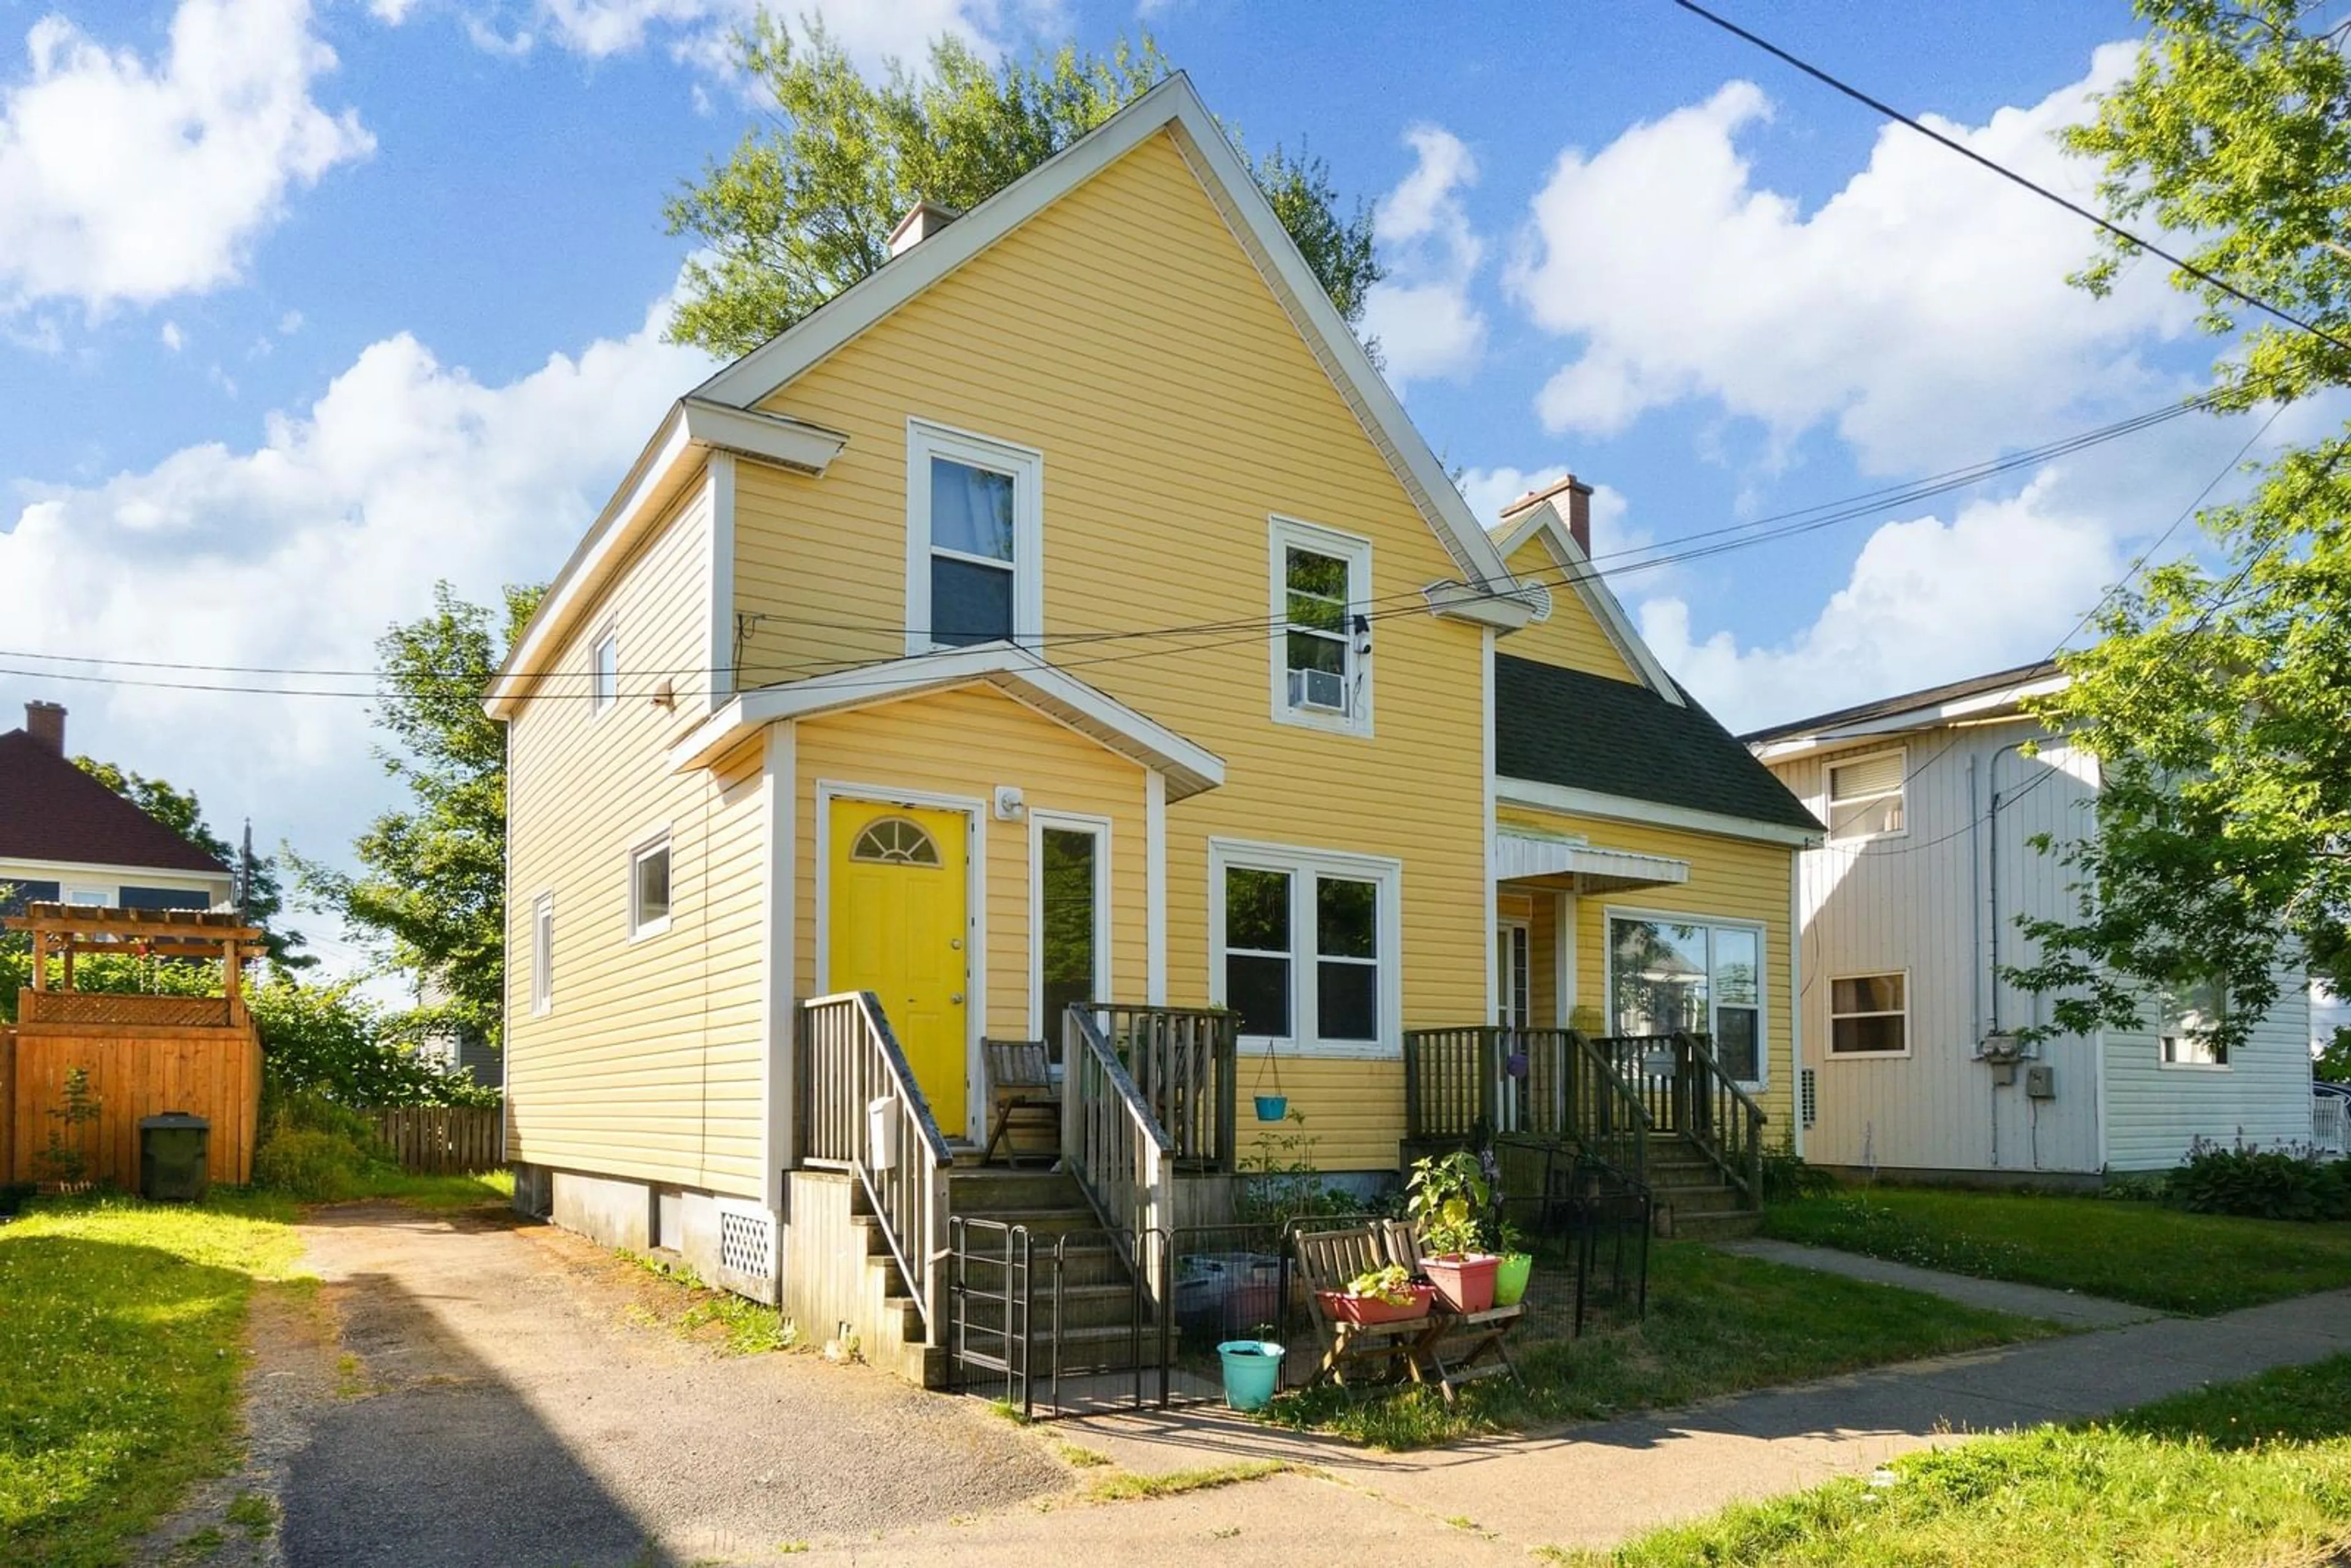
top-left (828, 801), bottom-right (971, 1133)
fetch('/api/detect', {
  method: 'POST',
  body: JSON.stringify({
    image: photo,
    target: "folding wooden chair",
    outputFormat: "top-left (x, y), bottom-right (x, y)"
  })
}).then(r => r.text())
top-left (981, 1038), bottom-right (1060, 1166)
top-left (1292, 1224), bottom-right (1429, 1390)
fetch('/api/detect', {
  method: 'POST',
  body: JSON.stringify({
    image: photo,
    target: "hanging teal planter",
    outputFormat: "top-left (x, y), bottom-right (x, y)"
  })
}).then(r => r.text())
top-left (1254, 1095), bottom-right (1289, 1122)
top-left (1217, 1340), bottom-right (1284, 1411)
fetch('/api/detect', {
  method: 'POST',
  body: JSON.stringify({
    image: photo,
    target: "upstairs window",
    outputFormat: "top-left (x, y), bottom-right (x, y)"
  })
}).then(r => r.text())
top-left (1826, 749), bottom-right (1906, 841)
top-left (907, 420), bottom-right (1043, 652)
top-left (1269, 517), bottom-right (1372, 735)
top-left (531, 894), bottom-right (554, 1016)
top-left (590, 626), bottom-right (618, 714)
top-left (2159, 976), bottom-right (2228, 1067)
top-left (629, 836), bottom-right (672, 940)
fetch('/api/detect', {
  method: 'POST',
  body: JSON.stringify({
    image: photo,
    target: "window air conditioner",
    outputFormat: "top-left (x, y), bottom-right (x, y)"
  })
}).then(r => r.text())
top-left (1288, 667), bottom-right (1348, 714)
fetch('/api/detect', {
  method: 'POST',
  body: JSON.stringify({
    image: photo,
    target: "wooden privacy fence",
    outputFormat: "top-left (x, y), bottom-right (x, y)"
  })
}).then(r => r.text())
top-left (371, 1105), bottom-right (505, 1174)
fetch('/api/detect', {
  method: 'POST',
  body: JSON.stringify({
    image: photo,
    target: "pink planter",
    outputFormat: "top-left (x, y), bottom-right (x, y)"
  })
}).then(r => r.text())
top-left (1316, 1284), bottom-right (1436, 1326)
top-left (1422, 1253), bottom-right (1500, 1313)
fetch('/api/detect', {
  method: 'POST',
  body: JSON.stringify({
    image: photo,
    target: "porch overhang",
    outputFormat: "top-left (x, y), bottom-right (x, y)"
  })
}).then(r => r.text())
top-left (668, 640), bottom-right (1228, 799)
top-left (1492, 827), bottom-right (1690, 894)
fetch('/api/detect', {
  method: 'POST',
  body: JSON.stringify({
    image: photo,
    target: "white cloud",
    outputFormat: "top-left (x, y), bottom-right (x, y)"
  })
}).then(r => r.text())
top-left (0, 293), bottom-right (717, 939)
top-left (1505, 50), bottom-right (2199, 473)
top-left (1639, 470), bottom-right (2128, 732)
top-left (1363, 126), bottom-right (1487, 389)
top-left (159, 321), bottom-right (186, 352)
top-left (0, 0), bottom-right (372, 315)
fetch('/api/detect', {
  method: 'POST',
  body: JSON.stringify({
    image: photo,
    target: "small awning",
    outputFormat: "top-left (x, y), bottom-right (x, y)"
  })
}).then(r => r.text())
top-left (1493, 828), bottom-right (1689, 893)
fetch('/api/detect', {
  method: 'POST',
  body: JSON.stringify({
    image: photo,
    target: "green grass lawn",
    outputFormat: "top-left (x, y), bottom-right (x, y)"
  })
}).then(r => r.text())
top-left (1570, 1352), bottom-right (2351, 1567)
top-left (0, 1195), bottom-right (302, 1568)
top-left (1263, 1241), bottom-right (2057, 1449)
top-left (1766, 1188), bottom-right (2351, 1315)
top-left (340, 1166), bottom-right (514, 1211)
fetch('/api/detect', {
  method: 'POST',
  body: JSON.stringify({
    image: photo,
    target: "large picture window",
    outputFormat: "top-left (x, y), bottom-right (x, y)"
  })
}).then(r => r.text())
top-left (1608, 914), bottom-right (1764, 1082)
top-left (907, 420), bottom-right (1043, 652)
top-left (1213, 841), bottom-right (1401, 1054)
top-left (1269, 517), bottom-right (1372, 735)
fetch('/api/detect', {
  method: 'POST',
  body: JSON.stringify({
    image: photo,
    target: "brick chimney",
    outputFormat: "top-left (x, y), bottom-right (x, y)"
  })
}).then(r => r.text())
top-left (23, 700), bottom-right (64, 754)
top-left (1501, 474), bottom-right (1593, 557)
top-left (887, 201), bottom-right (962, 258)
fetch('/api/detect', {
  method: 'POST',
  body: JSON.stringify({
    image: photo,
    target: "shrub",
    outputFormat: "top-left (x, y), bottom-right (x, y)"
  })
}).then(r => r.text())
top-left (250, 978), bottom-right (498, 1109)
top-left (1235, 1112), bottom-right (1368, 1226)
top-left (1760, 1139), bottom-right (1840, 1202)
top-left (250, 1093), bottom-right (394, 1200)
top-left (2166, 1136), bottom-right (2350, 1223)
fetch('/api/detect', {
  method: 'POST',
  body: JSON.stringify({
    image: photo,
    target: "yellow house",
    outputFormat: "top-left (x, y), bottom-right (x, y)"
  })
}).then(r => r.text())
top-left (486, 75), bottom-right (1819, 1382)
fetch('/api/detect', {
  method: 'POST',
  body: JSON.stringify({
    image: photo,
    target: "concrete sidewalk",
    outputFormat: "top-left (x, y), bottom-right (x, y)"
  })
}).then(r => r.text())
top-left (1048, 1286), bottom-right (2351, 1556)
top-left (1713, 1237), bottom-right (2164, 1328)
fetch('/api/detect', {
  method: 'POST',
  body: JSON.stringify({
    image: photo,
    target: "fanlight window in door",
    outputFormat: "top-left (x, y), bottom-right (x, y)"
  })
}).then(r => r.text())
top-left (852, 817), bottom-right (943, 866)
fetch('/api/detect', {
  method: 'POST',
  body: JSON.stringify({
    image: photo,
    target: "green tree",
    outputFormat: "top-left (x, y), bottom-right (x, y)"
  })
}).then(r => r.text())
top-left (291, 581), bottom-right (543, 1053)
top-left (71, 757), bottom-right (310, 969)
top-left (664, 21), bottom-right (1382, 360)
top-left (2009, 0), bottom-right (2351, 1058)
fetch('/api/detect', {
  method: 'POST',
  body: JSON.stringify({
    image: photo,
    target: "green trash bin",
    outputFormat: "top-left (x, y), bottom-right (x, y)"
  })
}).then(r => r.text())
top-left (140, 1112), bottom-right (209, 1203)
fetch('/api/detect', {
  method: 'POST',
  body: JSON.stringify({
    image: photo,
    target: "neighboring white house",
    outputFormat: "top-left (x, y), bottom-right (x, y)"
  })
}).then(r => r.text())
top-left (0, 701), bottom-right (234, 917)
top-left (1747, 663), bottom-right (2314, 1179)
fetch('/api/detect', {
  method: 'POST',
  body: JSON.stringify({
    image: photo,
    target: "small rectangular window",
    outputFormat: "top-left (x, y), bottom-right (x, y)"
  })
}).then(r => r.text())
top-left (1270, 518), bottom-right (1373, 735)
top-left (1038, 825), bottom-right (1102, 1035)
top-left (1829, 972), bottom-right (1907, 1056)
top-left (1826, 751), bottom-right (1905, 841)
top-left (531, 893), bottom-right (553, 1016)
top-left (2160, 977), bottom-right (2227, 1067)
top-left (907, 421), bottom-right (1041, 653)
top-left (591, 628), bottom-right (618, 713)
top-left (1223, 867), bottom-right (1292, 1038)
top-left (630, 838), bottom-right (672, 939)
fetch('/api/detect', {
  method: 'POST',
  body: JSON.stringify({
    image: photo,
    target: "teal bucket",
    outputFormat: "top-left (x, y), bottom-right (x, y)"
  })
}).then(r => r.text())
top-left (1217, 1340), bottom-right (1284, 1411)
top-left (1254, 1095), bottom-right (1289, 1122)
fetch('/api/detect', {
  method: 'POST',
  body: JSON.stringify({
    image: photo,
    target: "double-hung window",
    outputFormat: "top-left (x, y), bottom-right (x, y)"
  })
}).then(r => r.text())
top-left (1269, 517), bottom-right (1372, 735)
top-left (1826, 749), bottom-right (1905, 841)
top-left (1213, 841), bottom-right (1401, 1054)
top-left (2159, 976), bottom-right (2228, 1067)
top-left (906, 419), bottom-right (1043, 652)
top-left (1607, 914), bottom-right (1766, 1083)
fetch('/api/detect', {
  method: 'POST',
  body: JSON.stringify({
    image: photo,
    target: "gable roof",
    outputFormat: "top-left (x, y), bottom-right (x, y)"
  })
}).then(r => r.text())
top-left (0, 730), bottom-right (231, 876)
top-left (1488, 495), bottom-right (1682, 703)
top-left (691, 72), bottom-right (1523, 611)
top-left (1742, 660), bottom-right (2065, 752)
top-left (1493, 655), bottom-right (1821, 837)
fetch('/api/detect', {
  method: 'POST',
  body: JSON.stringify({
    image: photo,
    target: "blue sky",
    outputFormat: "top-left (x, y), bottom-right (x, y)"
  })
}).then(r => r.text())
top-left (0, 0), bottom-right (2306, 973)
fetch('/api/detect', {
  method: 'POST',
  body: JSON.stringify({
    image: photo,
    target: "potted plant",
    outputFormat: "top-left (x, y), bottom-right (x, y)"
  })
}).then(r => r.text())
top-left (1314, 1263), bottom-right (1436, 1326)
top-left (1215, 1332), bottom-right (1286, 1411)
top-left (1408, 1150), bottom-right (1501, 1313)
top-left (1492, 1220), bottom-right (1534, 1308)
top-left (1253, 1037), bottom-right (1286, 1122)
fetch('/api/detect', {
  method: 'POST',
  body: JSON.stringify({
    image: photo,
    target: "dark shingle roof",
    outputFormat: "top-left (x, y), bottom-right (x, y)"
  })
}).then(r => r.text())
top-left (1741, 660), bottom-right (2060, 745)
top-left (0, 730), bottom-right (230, 875)
top-left (1494, 656), bottom-right (1821, 834)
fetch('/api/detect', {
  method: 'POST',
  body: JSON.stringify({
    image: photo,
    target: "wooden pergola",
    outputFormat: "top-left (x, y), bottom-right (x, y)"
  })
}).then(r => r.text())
top-left (6, 903), bottom-right (261, 1031)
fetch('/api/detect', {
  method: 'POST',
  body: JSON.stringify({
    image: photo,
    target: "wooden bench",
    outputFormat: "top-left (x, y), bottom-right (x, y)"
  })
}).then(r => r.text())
top-left (981, 1038), bottom-right (1059, 1167)
top-left (1291, 1222), bottom-right (1525, 1402)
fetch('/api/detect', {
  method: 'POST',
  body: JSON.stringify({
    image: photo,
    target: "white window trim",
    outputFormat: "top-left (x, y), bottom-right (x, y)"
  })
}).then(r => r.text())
top-left (1029, 810), bottom-right (1112, 1041)
top-left (905, 418), bottom-right (1045, 655)
top-left (628, 830), bottom-right (673, 943)
top-left (1826, 969), bottom-right (1911, 1060)
top-left (2158, 983), bottom-right (2231, 1071)
top-left (1823, 746), bottom-right (1908, 844)
top-left (1602, 904), bottom-right (1770, 1089)
top-left (1496, 916), bottom-right (1532, 1029)
top-left (590, 621), bottom-right (620, 718)
top-left (530, 891), bottom-right (554, 1017)
top-left (1267, 514), bottom-right (1374, 738)
top-left (1209, 836), bottom-right (1403, 1059)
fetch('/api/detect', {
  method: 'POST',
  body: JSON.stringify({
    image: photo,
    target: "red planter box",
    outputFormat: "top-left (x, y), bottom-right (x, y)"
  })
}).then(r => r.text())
top-left (1316, 1284), bottom-right (1436, 1326)
top-left (1422, 1253), bottom-right (1500, 1313)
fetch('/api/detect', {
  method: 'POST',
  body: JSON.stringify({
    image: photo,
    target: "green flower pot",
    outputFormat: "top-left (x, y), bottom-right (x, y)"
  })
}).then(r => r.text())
top-left (1493, 1252), bottom-right (1534, 1307)
top-left (1217, 1340), bottom-right (1284, 1411)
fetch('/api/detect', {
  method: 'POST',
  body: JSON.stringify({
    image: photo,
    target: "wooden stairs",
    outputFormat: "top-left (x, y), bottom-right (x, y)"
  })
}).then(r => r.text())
top-left (1644, 1134), bottom-right (1764, 1240)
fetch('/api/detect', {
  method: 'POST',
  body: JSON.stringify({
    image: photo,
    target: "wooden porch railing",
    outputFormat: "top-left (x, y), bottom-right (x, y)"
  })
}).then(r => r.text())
top-left (797, 992), bottom-right (953, 1338)
top-left (1090, 1005), bottom-right (1237, 1172)
top-left (1062, 1006), bottom-right (1174, 1307)
top-left (1403, 1027), bottom-right (1652, 1190)
top-left (1592, 1032), bottom-right (1768, 1209)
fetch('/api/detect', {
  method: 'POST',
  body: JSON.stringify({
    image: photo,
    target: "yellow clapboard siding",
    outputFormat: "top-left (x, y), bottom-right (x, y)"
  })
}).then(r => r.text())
top-left (741, 130), bottom-right (1491, 1168)
top-left (504, 483), bottom-right (771, 1197)
top-left (1499, 805), bottom-right (1798, 1133)
top-left (1501, 538), bottom-right (1643, 685)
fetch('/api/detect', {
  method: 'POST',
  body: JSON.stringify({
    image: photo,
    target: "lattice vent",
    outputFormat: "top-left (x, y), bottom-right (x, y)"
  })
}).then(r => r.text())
top-left (719, 1209), bottom-right (775, 1279)
top-left (1800, 1067), bottom-right (1818, 1129)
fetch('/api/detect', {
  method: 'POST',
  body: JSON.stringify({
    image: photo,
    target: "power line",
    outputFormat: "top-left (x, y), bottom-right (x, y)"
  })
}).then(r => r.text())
top-left (1673, 0), bottom-right (2351, 362)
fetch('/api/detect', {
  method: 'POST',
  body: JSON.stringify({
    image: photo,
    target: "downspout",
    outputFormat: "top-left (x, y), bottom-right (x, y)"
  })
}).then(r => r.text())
top-left (1984, 736), bottom-right (2036, 1172)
